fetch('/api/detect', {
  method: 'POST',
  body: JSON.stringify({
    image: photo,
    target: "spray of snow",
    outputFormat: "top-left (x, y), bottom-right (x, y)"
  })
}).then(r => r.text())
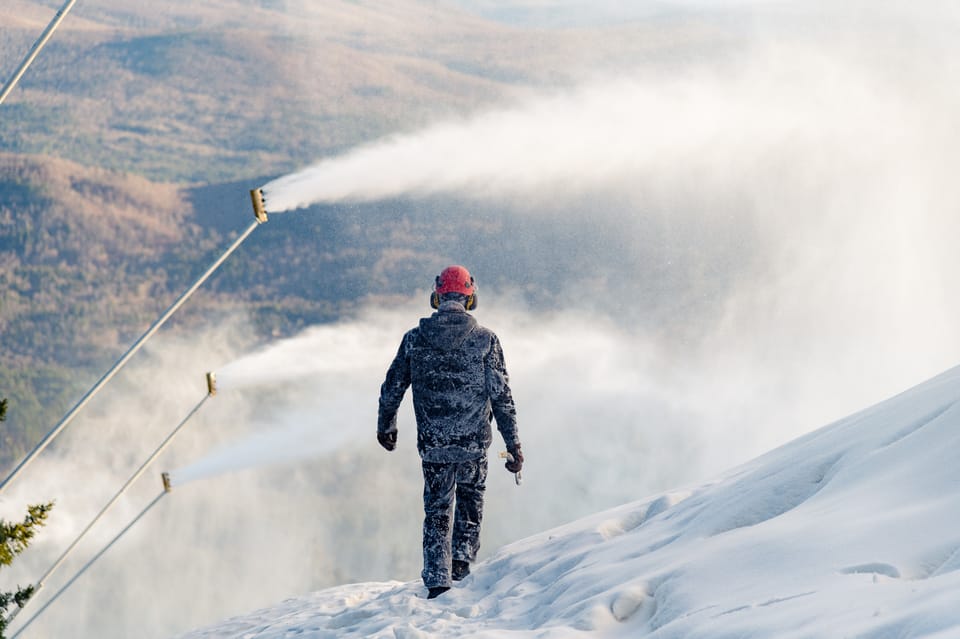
top-left (261, 41), bottom-right (924, 212)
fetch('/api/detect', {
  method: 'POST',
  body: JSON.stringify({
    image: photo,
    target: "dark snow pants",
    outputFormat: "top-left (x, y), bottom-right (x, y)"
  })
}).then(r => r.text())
top-left (421, 456), bottom-right (488, 588)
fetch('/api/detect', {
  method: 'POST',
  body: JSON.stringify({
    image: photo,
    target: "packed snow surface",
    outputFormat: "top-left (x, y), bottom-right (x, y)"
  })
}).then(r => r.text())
top-left (179, 364), bottom-right (960, 638)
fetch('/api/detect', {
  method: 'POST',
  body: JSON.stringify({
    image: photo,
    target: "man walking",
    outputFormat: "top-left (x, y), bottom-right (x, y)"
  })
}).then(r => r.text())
top-left (378, 265), bottom-right (522, 599)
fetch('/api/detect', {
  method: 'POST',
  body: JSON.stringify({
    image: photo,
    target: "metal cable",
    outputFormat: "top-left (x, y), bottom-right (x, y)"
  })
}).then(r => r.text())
top-left (0, 0), bottom-right (80, 106)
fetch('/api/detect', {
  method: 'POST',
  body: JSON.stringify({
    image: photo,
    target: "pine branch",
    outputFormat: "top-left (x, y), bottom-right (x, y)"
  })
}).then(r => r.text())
top-left (13, 585), bottom-right (34, 608)
top-left (0, 402), bottom-right (52, 639)
top-left (0, 502), bottom-right (54, 567)
top-left (0, 585), bottom-right (37, 638)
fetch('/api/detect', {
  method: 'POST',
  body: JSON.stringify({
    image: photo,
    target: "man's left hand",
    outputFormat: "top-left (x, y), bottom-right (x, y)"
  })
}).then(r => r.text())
top-left (377, 431), bottom-right (397, 451)
top-left (504, 445), bottom-right (523, 473)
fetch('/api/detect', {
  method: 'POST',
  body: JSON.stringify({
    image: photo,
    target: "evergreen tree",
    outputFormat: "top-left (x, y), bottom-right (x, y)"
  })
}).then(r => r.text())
top-left (0, 399), bottom-right (54, 639)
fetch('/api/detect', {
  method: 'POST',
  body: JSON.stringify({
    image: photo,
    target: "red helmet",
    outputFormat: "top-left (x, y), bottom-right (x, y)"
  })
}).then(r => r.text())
top-left (435, 265), bottom-right (475, 296)
top-left (431, 265), bottom-right (477, 310)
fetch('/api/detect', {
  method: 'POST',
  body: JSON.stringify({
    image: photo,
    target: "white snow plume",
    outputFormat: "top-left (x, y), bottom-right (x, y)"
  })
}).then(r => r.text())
top-left (264, 71), bottom-right (803, 209)
top-left (261, 22), bottom-right (955, 213)
top-left (212, 315), bottom-right (404, 391)
top-left (170, 317), bottom-right (404, 485)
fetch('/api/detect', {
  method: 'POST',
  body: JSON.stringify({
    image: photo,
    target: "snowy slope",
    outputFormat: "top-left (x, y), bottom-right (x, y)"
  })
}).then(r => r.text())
top-left (177, 364), bottom-right (960, 638)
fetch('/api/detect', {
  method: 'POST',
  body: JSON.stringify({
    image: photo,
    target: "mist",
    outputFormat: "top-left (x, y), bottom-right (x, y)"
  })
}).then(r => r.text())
top-left (5, 2), bottom-right (960, 638)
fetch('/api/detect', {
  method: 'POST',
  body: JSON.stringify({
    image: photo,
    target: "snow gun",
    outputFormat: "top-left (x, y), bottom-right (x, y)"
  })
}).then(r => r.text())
top-left (250, 187), bottom-right (268, 223)
top-left (499, 451), bottom-right (522, 486)
top-left (206, 371), bottom-right (217, 397)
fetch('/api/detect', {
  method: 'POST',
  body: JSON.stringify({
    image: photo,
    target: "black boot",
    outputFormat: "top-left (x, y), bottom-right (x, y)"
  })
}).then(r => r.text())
top-left (452, 559), bottom-right (471, 581)
top-left (427, 586), bottom-right (450, 599)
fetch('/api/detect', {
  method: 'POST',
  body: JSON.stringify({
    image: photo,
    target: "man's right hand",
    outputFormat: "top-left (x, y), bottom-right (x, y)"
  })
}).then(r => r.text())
top-left (377, 431), bottom-right (397, 451)
top-left (504, 445), bottom-right (523, 473)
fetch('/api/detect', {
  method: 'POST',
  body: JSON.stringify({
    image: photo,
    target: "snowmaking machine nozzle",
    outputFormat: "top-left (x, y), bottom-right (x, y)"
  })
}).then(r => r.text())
top-left (206, 372), bottom-right (217, 397)
top-left (161, 472), bottom-right (173, 493)
top-left (250, 188), bottom-right (268, 223)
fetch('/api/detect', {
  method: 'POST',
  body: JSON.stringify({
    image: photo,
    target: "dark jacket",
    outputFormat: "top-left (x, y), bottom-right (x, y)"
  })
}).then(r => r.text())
top-left (378, 301), bottom-right (519, 463)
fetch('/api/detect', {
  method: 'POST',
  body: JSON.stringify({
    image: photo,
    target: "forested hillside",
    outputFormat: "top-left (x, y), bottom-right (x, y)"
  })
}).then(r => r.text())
top-left (0, 153), bottom-right (214, 460)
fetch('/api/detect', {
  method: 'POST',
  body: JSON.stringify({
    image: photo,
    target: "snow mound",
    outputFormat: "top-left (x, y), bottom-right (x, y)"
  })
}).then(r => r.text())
top-left (178, 365), bottom-right (960, 638)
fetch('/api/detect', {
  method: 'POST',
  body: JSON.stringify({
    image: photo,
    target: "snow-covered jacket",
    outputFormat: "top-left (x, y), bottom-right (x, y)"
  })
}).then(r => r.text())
top-left (378, 301), bottom-right (519, 463)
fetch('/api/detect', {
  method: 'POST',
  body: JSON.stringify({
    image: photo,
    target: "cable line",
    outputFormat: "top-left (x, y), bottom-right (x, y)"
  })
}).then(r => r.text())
top-left (0, 0), bottom-right (80, 106)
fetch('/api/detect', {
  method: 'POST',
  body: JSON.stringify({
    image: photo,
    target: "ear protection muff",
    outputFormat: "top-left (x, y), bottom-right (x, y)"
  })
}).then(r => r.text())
top-left (431, 275), bottom-right (443, 309)
top-left (432, 291), bottom-right (477, 310)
